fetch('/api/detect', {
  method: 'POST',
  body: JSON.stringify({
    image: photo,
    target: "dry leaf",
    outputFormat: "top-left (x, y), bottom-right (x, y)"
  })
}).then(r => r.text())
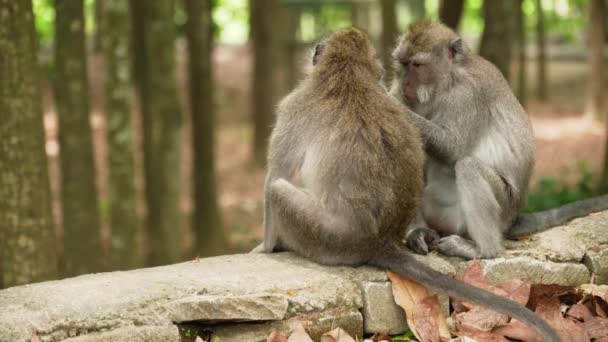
top-left (369, 332), bottom-right (392, 342)
top-left (596, 299), bottom-right (608, 318)
top-left (493, 319), bottom-right (543, 342)
top-left (536, 297), bottom-right (590, 342)
top-left (416, 295), bottom-right (451, 340)
top-left (567, 303), bottom-right (594, 321)
top-left (267, 330), bottom-right (289, 342)
top-left (288, 323), bottom-right (314, 342)
top-left (528, 284), bottom-right (575, 311)
top-left (30, 329), bottom-right (42, 342)
top-left (580, 284), bottom-right (608, 301)
top-left (454, 263), bottom-right (531, 332)
top-left (496, 279), bottom-right (532, 306)
top-left (388, 271), bottom-right (431, 341)
top-left (454, 324), bottom-right (509, 342)
top-left (456, 306), bottom-right (509, 332)
top-left (388, 272), bottom-right (450, 341)
top-left (320, 328), bottom-right (356, 342)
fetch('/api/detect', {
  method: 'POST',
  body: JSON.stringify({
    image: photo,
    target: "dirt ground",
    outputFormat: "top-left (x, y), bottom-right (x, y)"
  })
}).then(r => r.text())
top-left (42, 46), bottom-right (608, 255)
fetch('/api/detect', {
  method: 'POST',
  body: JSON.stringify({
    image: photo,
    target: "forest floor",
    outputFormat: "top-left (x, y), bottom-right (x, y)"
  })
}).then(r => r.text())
top-left (42, 46), bottom-right (608, 256)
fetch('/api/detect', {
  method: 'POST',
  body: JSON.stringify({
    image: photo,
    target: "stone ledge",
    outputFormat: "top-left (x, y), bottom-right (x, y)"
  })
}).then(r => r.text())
top-left (1, 211), bottom-right (607, 342)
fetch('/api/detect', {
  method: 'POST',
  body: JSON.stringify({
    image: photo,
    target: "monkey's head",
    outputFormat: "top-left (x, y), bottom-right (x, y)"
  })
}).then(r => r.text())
top-left (311, 28), bottom-right (385, 82)
top-left (392, 21), bottom-right (467, 104)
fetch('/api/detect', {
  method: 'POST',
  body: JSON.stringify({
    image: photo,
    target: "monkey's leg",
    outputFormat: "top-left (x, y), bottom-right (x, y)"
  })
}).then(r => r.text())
top-left (253, 154), bottom-right (303, 254)
top-left (269, 178), bottom-right (370, 264)
top-left (438, 157), bottom-right (508, 259)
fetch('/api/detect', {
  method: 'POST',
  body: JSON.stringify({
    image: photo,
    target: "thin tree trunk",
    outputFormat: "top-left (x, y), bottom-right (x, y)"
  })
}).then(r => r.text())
top-left (131, 0), bottom-right (183, 266)
top-left (479, 0), bottom-right (515, 82)
top-left (535, 0), bottom-right (548, 100)
top-left (406, 0), bottom-right (426, 19)
top-left (102, 0), bottom-right (140, 270)
top-left (381, 0), bottom-right (398, 85)
top-left (285, 8), bottom-right (300, 90)
top-left (586, 0), bottom-right (605, 120)
top-left (184, 0), bottom-right (228, 257)
top-left (54, 0), bottom-right (103, 276)
top-left (250, 0), bottom-right (280, 167)
top-left (0, 0), bottom-right (58, 288)
top-left (440, 0), bottom-right (465, 31)
top-left (351, 1), bottom-right (370, 29)
top-left (93, 0), bottom-right (104, 54)
top-left (516, 0), bottom-right (528, 107)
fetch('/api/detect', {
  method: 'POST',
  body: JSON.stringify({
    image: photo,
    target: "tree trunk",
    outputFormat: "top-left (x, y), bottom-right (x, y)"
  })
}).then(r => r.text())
top-left (516, 0), bottom-right (528, 107)
top-left (93, 0), bottom-right (104, 54)
top-left (586, 0), bottom-right (605, 120)
top-left (406, 0), bottom-right (426, 19)
top-left (0, 0), bottom-right (58, 288)
top-left (535, 0), bottom-right (548, 100)
top-left (285, 8), bottom-right (300, 90)
top-left (381, 0), bottom-right (398, 85)
top-left (184, 0), bottom-right (228, 257)
top-left (102, 0), bottom-right (140, 270)
top-left (130, 0), bottom-right (183, 266)
top-left (439, 0), bottom-right (465, 31)
top-left (479, 0), bottom-right (515, 82)
top-left (250, 0), bottom-right (280, 167)
top-left (54, 0), bottom-right (103, 276)
top-left (351, 1), bottom-right (370, 29)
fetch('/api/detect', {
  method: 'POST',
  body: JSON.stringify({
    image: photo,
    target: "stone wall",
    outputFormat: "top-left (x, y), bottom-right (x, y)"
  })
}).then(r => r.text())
top-left (1, 211), bottom-right (608, 342)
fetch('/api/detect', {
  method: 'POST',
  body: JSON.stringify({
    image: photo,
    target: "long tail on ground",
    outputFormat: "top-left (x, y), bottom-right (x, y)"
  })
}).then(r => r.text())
top-left (508, 193), bottom-right (608, 238)
top-left (373, 246), bottom-right (561, 342)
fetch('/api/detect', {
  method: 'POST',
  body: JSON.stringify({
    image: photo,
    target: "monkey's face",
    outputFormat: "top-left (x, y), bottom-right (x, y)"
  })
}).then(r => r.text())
top-left (392, 23), bottom-right (462, 105)
top-left (393, 44), bottom-right (451, 105)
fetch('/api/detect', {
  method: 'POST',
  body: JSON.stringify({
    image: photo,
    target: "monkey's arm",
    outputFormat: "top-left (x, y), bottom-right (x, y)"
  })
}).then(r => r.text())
top-left (404, 109), bottom-right (463, 165)
top-left (253, 131), bottom-right (305, 253)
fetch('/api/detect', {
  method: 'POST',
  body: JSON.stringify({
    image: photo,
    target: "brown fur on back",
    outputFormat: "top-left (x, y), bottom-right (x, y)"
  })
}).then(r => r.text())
top-left (274, 28), bottom-right (424, 246)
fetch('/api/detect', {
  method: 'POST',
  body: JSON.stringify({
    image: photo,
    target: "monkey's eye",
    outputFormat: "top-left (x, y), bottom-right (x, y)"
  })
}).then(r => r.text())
top-left (412, 62), bottom-right (423, 68)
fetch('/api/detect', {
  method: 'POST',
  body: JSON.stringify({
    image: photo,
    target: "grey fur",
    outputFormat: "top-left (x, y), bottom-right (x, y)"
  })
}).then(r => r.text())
top-left (391, 22), bottom-right (608, 262)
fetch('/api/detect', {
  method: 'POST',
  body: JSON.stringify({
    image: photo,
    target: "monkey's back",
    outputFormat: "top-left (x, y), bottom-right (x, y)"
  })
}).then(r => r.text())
top-left (274, 78), bottom-right (425, 252)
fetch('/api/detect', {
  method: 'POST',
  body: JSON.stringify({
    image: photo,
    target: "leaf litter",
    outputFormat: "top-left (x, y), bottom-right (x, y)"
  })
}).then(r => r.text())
top-left (266, 260), bottom-right (608, 341)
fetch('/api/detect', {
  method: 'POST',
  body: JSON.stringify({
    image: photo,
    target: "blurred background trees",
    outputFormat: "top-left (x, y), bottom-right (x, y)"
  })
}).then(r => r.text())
top-left (0, 0), bottom-right (606, 287)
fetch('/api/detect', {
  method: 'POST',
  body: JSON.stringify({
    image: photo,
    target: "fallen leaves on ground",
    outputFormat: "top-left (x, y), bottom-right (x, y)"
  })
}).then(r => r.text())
top-left (267, 261), bottom-right (608, 342)
top-left (388, 271), bottom-right (451, 341)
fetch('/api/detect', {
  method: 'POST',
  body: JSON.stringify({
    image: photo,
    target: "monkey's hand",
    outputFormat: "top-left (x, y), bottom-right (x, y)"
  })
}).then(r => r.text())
top-left (437, 235), bottom-right (481, 260)
top-left (406, 227), bottom-right (440, 255)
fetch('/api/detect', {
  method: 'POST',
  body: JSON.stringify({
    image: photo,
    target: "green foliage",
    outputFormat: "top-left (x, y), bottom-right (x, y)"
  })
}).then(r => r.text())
top-left (214, 0), bottom-right (249, 44)
top-left (33, 0), bottom-right (97, 47)
top-left (460, 0), bottom-right (484, 35)
top-left (525, 161), bottom-right (595, 213)
top-left (33, 0), bottom-right (54, 46)
top-left (392, 330), bottom-right (417, 341)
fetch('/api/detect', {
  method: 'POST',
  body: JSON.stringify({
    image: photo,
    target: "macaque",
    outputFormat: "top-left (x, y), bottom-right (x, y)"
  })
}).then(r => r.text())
top-left (390, 21), bottom-right (608, 260)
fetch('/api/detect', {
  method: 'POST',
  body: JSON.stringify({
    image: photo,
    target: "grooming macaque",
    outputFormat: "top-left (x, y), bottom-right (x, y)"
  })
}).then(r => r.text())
top-left (391, 21), bottom-right (608, 260)
top-left (253, 27), bottom-right (559, 341)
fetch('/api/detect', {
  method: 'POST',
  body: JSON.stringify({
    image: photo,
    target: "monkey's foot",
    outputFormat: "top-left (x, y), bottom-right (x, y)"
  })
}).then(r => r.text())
top-left (250, 243), bottom-right (266, 253)
top-left (437, 235), bottom-right (480, 260)
top-left (406, 227), bottom-right (440, 255)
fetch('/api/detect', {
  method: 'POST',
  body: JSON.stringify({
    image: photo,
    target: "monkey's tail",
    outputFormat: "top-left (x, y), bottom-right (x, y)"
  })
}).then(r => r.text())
top-left (508, 193), bottom-right (608, 238)
top-left (373, 246), bottom-right (561, 342)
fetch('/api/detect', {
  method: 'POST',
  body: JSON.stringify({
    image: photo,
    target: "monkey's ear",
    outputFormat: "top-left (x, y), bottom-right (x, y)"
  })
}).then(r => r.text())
top-left (448, 37), bottom-right (463, 61)
top-left (312, 43), bottom-right (325, 66)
